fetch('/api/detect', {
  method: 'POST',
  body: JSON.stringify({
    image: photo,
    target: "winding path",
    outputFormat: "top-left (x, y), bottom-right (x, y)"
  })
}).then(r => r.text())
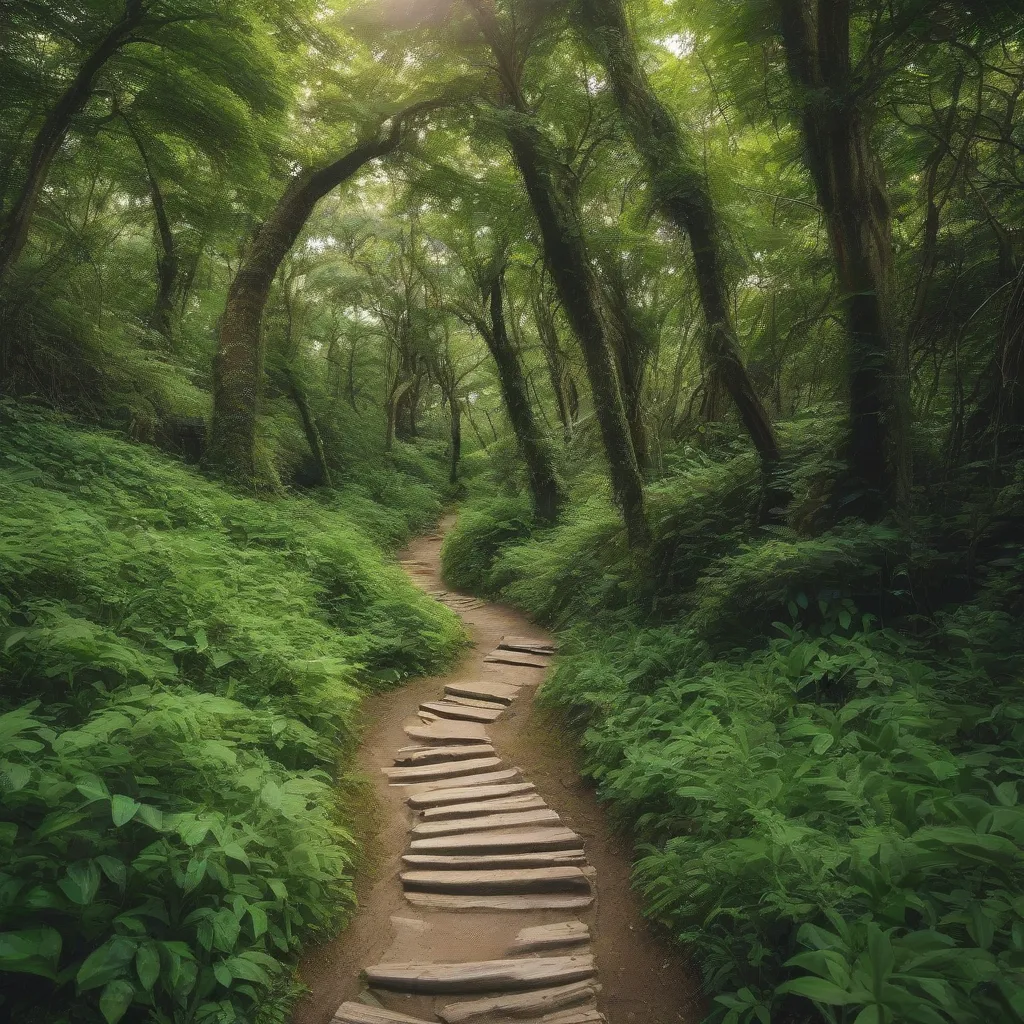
top-left (294, 519), bottom-right (701, 1024)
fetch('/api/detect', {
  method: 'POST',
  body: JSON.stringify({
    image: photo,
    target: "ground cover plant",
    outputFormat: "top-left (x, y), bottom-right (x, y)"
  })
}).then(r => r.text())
top-left (0, 403), bottom-right (464, 1024)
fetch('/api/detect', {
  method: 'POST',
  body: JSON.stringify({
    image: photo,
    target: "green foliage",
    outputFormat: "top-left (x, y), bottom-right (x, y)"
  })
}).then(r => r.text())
top-left (0, 401), bottom-right (464, 1023)
top-left (440, 494), bottom-right (535, 594)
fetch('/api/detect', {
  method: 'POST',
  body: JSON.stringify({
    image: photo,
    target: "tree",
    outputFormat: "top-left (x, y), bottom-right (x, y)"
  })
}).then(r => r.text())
top-left (571, 0), bottom-right (781, 473)
top-left (464, 0), bottom-right (651, 547)
top-left (207, 105), bottom-right (439, 481)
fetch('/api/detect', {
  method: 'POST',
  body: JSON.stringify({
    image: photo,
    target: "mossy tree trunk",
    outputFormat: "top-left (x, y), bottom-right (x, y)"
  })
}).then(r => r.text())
top-left (573, 0), bottom-right (780, 473)
top-left (777, 0), bottom-right (909, 519)
top-left (208, 111), bottom-right (432, 480)
top-left (471, 269), bottom-right (564, 524)
top-left (283, 365), bottom-right (332, 488)
top-left (532, 289), bottom-right (573, 443)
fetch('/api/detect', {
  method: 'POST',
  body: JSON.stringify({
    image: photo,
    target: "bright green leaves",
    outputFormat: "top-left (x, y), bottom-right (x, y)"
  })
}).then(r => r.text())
top-left (111, 795), bottom-right (140, 827)
top-left (58, 860), bottom-right (101, 905)
top-left (99, 980), bottom-right (135, 1024)
top-left (77, 937), bottom-right (138, 992)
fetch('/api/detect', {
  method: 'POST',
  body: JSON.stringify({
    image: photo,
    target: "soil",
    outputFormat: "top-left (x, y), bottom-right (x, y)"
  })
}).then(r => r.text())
top-left (292, 519), bottom-right (704, 1024)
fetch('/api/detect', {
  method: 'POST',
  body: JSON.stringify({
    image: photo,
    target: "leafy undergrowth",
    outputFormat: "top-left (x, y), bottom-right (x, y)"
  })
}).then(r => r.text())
top-left (0, 402), bottom-right (465, 1024)
top-left (441, 438), bottom-right (1024, 1023)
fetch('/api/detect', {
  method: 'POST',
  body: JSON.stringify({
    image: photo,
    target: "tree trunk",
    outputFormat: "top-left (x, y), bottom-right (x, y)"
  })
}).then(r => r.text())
top-left (533, 291), bottom-right (572, 442)
top-left (123, 115), bottom-right (178, 338)
top-left (476, 272), bottom-right (564, 524)
top-left (449, 393), bottom-right (462, 484)
top-left (504, 118), bottom-right (649, 546)
top-left (777, 0), bottom-right (909, 518)
top-left (284, 366), bottom-right (333, 488)
top-left (0, 0), bottom-right (148, 289)
top-left (574, 0), bottom-right (780, 470)
top-left (208, 128), bottom-right (413, 480)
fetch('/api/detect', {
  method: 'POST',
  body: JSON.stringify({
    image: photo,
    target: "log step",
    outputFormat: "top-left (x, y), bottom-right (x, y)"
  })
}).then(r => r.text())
top-left (386, 758), bottom-right (502, 785)
top-left (441, 694), bottom-right (508, 711)
top-left (409, 827), bottom-right (582, 855)
top-left (364, 956), bottom-right (594, 995)
top-left (402, 850), bottom-right (586, 871)
top-left (404, 722), bottom-right (490, 745)
top-left (401, 866), bottom-right (591, 895)
top-left (394, 745), bottom-right (496, 767)
top-left (512, 921), bottom-right (591, 953)
top-left (407, 781), bottom-right (535, 809)
top-left (420, 794), bottom-right (547, 820)
top-left (333, 1003), bottom-right (429, 1024)
top-left (402, 769), bottom-right (522, 796)
top-left (444, 681), bottom-right (520, 705)
top-left (404, 892), bottom-right (595, 911)
top-left (412, 808), bottom-right (560, 837)
top-left (541, 1011), bottom-right (606, 1024)
top-left (437, 979), bottom-right (597, 1023)
top-left (484, 653), bottom-right (549, 669)
top-left (420, 702), bottom-right (504, 724)
top-left (498, 637), bottom-right (558, 656)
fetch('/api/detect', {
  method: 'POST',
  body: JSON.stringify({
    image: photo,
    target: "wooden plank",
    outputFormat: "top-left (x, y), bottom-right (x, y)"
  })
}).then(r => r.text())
top-left (502, 634), bottom-right (559, 653)
top-left (484, 653), bottom-right (549, 669)
top-left (386, 758), bottom-right (502, 785)
top-left (444, 681), bottom-right (520, 705)
top-left (409, 827), bottom-right (582, 855)
top-left (437, 980), bottom-right (596, 1023)
top-left (511, 922), bottom-right (590, 954)
top-left (332, 1003), bottom-right (428, 1024)
top-left (404, 722), bottom-right (490, 745)
top-left (402, 850), bottom-right (586, 871)
top-left (407, 782), bottom-right (536, 809)
top-left (540, 1011), bottom-right (606, 1024)
top-left (412, 808), bottom-right (560, 837)
top-left (364, 956), bottom-right (594, 995)
top-left (404, 892), bottom-right (594, 912)
top-left (441, 694), bottom-right (509, 711)
top-left (401, 866), bottom-right (591, 894)
top-left (421, 795), bottom-right (547, 820)
top-left (394, 745), bottom-right (496, 767)
top-left (420, 702), bottom-right (504, 724)
top-left (499, 638), bottom-right (558, 657)
top-left (402, 770), bottom-right (522, 796)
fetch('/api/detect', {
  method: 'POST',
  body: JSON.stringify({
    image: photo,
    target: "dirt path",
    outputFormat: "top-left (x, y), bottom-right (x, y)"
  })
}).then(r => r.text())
top-left (293, 519), bottom-right (703, 1024)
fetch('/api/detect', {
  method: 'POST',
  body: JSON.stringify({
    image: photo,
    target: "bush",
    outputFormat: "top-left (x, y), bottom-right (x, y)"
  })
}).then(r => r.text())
top-left (0, 401), bottom-right (465, 1024)
top-left (440, 495), bottom-right (534, 594)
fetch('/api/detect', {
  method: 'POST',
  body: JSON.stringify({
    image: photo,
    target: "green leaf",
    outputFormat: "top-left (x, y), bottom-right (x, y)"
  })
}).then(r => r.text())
top-left (776, 976), bottom-right (853, 1005)
top-left (222, 955), bottom-right (271, 986)
top-left (99, 980), bottom-right (135, 1024)
top-left (812, 733), bottom-right (835, 755)
top-left (59, 860), bottom-right (101, 905)
top-left (111, 795), bottom-right (141, 827)
top-left (136, 944), bottom-right (160, 991)
top-left (248, 905), bottom-right (268, 939)
top-left (96, 856), bottom-right (126, 889)
top-left (212, 909), bottom-right (241, 953)
top-left (0, 928), bottom-right (62, 978)
top-left (77, 938), bottom-right (138, 992)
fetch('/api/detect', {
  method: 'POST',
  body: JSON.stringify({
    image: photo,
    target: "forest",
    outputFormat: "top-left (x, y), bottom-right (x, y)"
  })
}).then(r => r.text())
top-left (1, 0), bottom-right (1023, 1022)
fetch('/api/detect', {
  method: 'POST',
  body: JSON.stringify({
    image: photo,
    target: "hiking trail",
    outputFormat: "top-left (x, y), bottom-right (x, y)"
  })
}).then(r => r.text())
top-left (293, 518), bottom-right (701, 1024)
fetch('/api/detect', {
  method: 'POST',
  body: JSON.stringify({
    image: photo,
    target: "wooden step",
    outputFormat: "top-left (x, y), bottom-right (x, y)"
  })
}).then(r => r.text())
top-left (441, 694), bottom-right (508, 711)
top-left (412, 808), bottom-right (560, 838)
top-left (404, 722), bottom-right (490, 745)
top-left (333, 1003), bottom-right (429, 1024)
top-left (484, 653), bottom-right (549, 669)
top-left (386, 758), bottom-right (502, 785)
top-left (499, 636), bottom-right (558, 656)
top-left (437, 979), bottom-right (597, 1023)
top-left (512, 922), bottom-right (591, 953)
top-left (540, 1011), bottom-right (606, 1024)
top-left (402, 850), bottom-right (586, 871)
top-left (407, 782), bottom-right (535, 809)
top-left (363, 956), bottom-right (594, 995)
top-left (409, 827), bottom-right (582, 855)
top-left (401, 866), bottom-right (591, 895)
top-left (420, 795), bottom-right (547, 821)
top-left (420, 702), bottom-right (504, 724)
top-left (403, 770), bottom-right (522, 796)
top-left (394, 745), bottom-right (496, 767)
top-left (444, 681), bottom-right (520, 705)
top-left (405, 892), bottom-right (594, 912)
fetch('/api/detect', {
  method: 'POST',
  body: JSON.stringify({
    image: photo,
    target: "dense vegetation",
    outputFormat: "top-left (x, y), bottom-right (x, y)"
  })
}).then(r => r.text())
top-left (2, 1), bottom-right (1024, 1023)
